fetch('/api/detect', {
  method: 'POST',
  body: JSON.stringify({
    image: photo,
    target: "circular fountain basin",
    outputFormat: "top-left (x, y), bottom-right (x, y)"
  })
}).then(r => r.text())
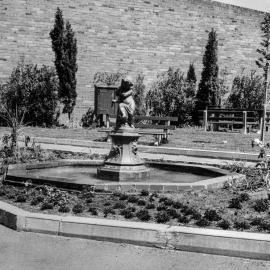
top-left (5, 159), bottom-right (242, 192)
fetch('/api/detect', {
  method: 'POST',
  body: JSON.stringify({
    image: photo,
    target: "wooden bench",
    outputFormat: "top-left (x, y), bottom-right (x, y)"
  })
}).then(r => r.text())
top-left (98, 115), bottom-right (178, 145)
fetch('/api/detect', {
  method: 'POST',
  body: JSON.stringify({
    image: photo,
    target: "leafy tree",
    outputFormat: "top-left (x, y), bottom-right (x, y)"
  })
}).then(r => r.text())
top-left (0, 62), bottom-right (59, 155)
top-left (145, 67), bottom-right (196, 125)
top-left (186, 63), bottom-right (197, 84)
top-left (93, 70), bottom-right (127, 86)
top-left (50, 7), bottom-right (77, 120)
top-left (133, 73), bottom-right (146, 115)
top-left (195, 29), bottom-right (219, 114)
top-left (226, 71), bottom-right (265, 109)
top-left (256, 14), bottom-right (270, 143)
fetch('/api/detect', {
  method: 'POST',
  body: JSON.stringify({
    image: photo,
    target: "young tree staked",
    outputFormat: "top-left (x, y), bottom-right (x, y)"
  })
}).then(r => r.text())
top-left (50, 7), bottom-right (78, 120)
top-left (195, 29), bottom-right (219, 121)
top-left (256, 14), bottom-right (270, 143)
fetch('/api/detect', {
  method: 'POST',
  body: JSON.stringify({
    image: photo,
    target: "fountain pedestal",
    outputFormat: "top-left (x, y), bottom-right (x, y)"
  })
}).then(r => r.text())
top-left (97, 127), bottom-right (150, 181)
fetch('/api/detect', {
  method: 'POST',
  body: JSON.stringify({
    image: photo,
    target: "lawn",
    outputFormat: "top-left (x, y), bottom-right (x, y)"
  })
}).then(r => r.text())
top-left (0, 126), bottom-right (268, 153)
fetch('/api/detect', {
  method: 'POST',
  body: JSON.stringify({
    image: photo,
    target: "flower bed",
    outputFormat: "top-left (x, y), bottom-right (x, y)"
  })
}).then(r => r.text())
top-left (0, 182), bottom-right (269, 233)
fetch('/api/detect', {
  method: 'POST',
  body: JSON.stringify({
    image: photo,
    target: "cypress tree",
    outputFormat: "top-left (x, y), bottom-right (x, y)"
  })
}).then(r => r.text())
top-left (195, 29), bottom-right (219, 113)
top-left (256, 14), bottom-right (270, 143)
top-left (50, 7), bottom-right (77, 120)
top-left (186, 63), bottom-right (197, 84)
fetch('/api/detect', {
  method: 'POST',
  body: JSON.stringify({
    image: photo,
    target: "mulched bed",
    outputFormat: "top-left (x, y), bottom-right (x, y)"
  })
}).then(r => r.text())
top-left (1, 183), bottom-right (270, 233)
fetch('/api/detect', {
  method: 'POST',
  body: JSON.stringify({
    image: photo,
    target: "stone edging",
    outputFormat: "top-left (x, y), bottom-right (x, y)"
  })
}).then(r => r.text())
top-left (0, 201), bottom-right (270, 260)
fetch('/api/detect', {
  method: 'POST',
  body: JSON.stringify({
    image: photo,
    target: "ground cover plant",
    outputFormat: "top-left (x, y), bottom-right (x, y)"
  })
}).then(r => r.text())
top-left (0, 182), bottom-right (269, 233)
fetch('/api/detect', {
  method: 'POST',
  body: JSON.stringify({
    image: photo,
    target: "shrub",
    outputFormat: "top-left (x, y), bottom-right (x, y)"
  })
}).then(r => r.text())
top-left (119, 193), bottom-right (129, 201)
top-left (88, 207), bottom-right (98, 215)
top-left (72, 204), bottom-right (84, 214)
top-left (191, 211), bottom-right (202, 221)
top-left (234, 221), bottom-right (251, 230)
top-left (181, 205), bottom-right (197, 216)
top-left (120, 208), bottom-right (135, 219)
top-left (217, 219), bottom-right (231, 230)
top-left (127, 195), bottom-right (139, 204)
top-left (167, 208), bottom-right (179, 219)
top-left (58, 204), bottom-right (70, 213)
top-left (81, 107), bottom-right (95, 128)
top-left (253, 199), bottom-right (269, 212)
top-left (86, 198), bottom-right (93, 204)
top-left (173, 201), bottom-right (183, 209)
top-left (195, 218), bottom-right (210, 227)
top-left (257, 221), bottom-right (270, 231)
top-left (137, 199), bottom-right (146, 206)
top-left (113, 201), bottom-right (126, 209)
top-left (159, 197), bottom-right (174, 206)
top-left (203, 209), bottom-right (221, 222)
top-left (136, 209), bottom-right (151, 221)
top-left (239, 193), bottom-right (250, 202)
top-left (104, 202), bottom-right (111, 206)
top-left (178, 215), bottom-right (189, 224)
top-left (30, 196), bottom-right (44, 205)
top-left (145, 203), bottom-right (155, 210)
top-left (140, 189), bottom-right (149, 196)
top-left (228, 198), bottom-right (242, 209)
top-left (156, 204), bottom-right (167, 211)
top-left (155, 211), bottom-right (170, 223)
top-left (15, 194), bottom-right (27, 203)
top-left (40, 201), bottom-right (54, 210)
top-left (103, 207), bottom-right (116, 217)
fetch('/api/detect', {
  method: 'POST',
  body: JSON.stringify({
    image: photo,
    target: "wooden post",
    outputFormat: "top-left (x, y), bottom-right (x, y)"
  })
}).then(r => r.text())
top-left (243, 111), bottom-right (247, 134)
top-left (105, 114), bottom-right (110, 128)
top-left (203, 110), bottom-right (208, 131)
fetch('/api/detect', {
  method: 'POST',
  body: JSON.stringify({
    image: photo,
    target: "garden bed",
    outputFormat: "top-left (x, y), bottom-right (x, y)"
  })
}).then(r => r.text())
top-left (0, 182), bottom-right (269, 233)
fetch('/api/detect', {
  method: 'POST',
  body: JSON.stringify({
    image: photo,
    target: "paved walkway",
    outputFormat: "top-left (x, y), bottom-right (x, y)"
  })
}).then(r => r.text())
top-left (0, 225), bottom-right (269, 270)
top-left (38, 142), bottom-right (256, 167)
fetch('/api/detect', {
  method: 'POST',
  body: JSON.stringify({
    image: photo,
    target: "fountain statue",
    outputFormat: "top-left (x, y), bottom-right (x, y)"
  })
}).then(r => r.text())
top-left (97, 78), bottom-right (150, 181)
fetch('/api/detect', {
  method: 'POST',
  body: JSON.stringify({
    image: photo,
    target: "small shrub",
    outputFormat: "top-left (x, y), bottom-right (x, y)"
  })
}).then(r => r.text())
top-left (181, 205), bottom-right (197, 216)
top-left (15, 194), bottom-right (27, 203)
top-left (155, 211), bottom-right (170, 223)
top-left (103, 207), bottom-right (116, 217)
top-left (173, 201), bottom-right (183, 209)
top-left (81, 107), bottom-right (95, 128)
top-left (127, 195), bottom-right (139, 203)
top-left (58, 204), bottom-right (70, 213)
top-left (253, 199), bottom-right (269, 212)
top-left (104, 202), bottom-right (111, 206)
top-left (228, 198), bottom-right (242, 209)
top-left (140, 190), bottom-right (149, 196)
top-left (30, 196), bottom-right (44, 206)
top-left (195, 218), bottom-right (210, 227)
top-left (250, 217), bottom-right (264, 226)
top-left (191, 211), bottom-right (202, 221)
top-left (119, 193), bottom-right (128, 201)
top-left (178, 215), bottom-right (189, 224)
top-left (204, 209), bottom-right (221, 222)
top-left (88, 207), bottom-right (98, 215)
top-left (86, 198), bottom-right (93, 204)
top-left (238, 193), bottom-right (250, 202)
top-left (113, 201), bottom-right (126, 209)
top-left (156, 204), bottom-right (167, 211)
top-left (159, 197), bottom-right (174, 206)
top-left (167, 208), bottom-right (179, 219)
top-left (72, 204), bottom-right (84, 214)
top-left (145, 203), bottom-right (155, 209)
top-left (234, 221), bottom-right (251, 230)
top-left (257, 221), bottom-right (270, 231)
top-left (217, 219), bottom-right (231, 230)
top-left (120, 208), bottom-right (135, 219)
top-left (40, 201), bottom-right (54, 210)
top-left (137, 199), bottom-right (146, 206)
top-left (136, 209), bottom-right (151, 221)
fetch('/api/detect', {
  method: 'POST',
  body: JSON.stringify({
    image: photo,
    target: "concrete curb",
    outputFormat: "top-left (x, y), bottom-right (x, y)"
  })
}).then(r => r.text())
top-left (0, 201), bottom-right (270, 260)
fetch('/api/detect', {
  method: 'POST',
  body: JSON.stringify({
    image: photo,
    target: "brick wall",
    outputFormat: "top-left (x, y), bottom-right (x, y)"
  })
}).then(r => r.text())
top-left (0, 0), bottom-right (265, 119)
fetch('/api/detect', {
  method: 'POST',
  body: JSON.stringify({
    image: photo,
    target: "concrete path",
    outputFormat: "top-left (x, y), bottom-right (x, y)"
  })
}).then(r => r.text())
top-left (0, 225), bottom-right (269, 270)
top-left (38, 142), bottom-right (256, 167)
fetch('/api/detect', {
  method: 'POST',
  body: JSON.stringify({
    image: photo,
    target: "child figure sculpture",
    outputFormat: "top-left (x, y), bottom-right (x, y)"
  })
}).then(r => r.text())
top-left (115, 79), bottom-right (135, 129)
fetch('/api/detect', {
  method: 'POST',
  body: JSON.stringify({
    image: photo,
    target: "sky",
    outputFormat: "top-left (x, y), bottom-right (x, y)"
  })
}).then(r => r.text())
top-left (214, 0), bottom-right (270, 12)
